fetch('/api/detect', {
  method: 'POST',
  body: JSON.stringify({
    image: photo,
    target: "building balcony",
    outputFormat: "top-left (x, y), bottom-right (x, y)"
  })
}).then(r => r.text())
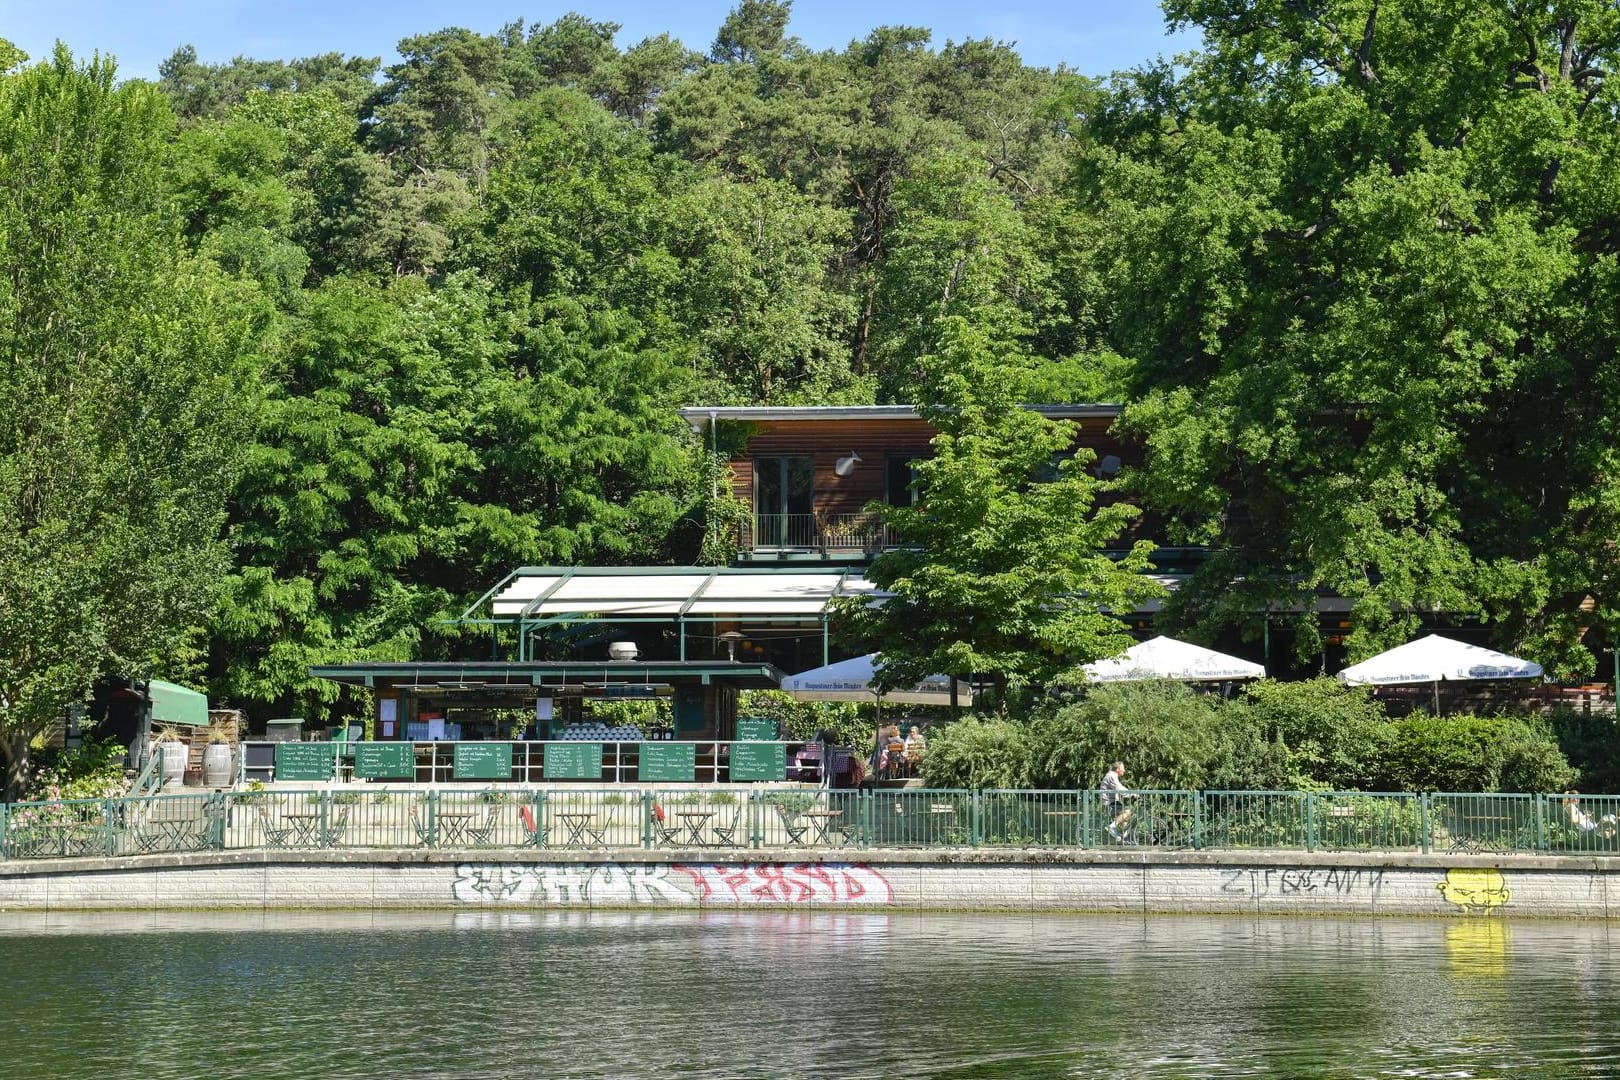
top-left (739, 512), bottom-right (898, 558)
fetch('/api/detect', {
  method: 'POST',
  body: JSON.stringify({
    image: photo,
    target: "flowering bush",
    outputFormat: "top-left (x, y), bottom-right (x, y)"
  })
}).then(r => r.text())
top-left (24, 736), bottom-right (129, 803)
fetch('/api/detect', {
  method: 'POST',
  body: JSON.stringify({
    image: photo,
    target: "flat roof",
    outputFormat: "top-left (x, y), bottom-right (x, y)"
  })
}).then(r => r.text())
top-left (678, 404), bottom-right (1123, 425)
top-left (309, 661), bottom-right (787, 690)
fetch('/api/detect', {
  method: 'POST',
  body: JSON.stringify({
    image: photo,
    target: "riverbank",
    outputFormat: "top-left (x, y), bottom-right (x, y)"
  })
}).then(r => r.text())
top-left (2, 847), bottom-right (1613, 918)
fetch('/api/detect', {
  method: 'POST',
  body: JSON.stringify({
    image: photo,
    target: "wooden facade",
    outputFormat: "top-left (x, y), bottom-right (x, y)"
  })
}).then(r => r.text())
top-left (685, 405), bottom-right (1141, 561)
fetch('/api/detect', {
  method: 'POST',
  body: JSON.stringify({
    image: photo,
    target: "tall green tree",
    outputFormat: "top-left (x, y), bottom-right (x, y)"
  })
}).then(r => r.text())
top-left (0, 49), bottom-right (260, 797)
top-left (838, 318), bottom-right (1163, 702)
top-left (1084, 1), bottom-right (1620, 672)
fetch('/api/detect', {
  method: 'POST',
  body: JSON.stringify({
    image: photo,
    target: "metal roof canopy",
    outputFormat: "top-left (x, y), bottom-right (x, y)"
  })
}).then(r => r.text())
top-left (460, 565), bottom-right (879, 664)
top-left (310, 660), bottom-right (787, 691)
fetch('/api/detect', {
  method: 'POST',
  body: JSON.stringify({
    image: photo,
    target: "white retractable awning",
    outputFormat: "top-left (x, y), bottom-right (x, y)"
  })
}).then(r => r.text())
top-left (489, 568), bottom-right (877, 619)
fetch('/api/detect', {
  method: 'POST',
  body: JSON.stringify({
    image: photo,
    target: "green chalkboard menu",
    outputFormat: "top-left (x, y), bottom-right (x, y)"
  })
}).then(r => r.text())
top-left (454, 742), bottom-right (513, 780)
top-left (544, 742), bottom-right (603, 780)
top-left (639, 742), bottom-right (695, 782)
top-left (735, 718), bottom-right (779, 741)
top-left (275, 742), bottom-right (336, 782)
top-left (353, 742), bottom-right (415, 779)
top-left (729, 741), bottom-right (786, 781)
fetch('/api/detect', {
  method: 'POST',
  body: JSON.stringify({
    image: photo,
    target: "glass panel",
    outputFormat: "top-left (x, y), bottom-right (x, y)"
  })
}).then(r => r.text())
top-left (756, 456), bottom-right (813, 546)
top-left (885, 455), bottom-right (918, 507)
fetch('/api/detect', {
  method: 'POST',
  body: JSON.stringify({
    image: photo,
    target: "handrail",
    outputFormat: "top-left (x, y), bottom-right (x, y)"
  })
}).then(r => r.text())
top-left (127, 751), bottom-right (163, 798)
top-left (2, 786), bottom-right (1617, 862)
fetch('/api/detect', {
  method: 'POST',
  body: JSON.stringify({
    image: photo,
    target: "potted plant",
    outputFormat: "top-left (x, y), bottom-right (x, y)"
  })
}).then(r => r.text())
top-left (152, 725), bottom-right (189, 789)
top-left (202, 718), bottom-right (235, 788)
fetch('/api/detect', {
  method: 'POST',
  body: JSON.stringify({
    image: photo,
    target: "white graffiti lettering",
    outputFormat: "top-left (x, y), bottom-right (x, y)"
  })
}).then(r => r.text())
top-left (452, 863), bottom-right (698, 905)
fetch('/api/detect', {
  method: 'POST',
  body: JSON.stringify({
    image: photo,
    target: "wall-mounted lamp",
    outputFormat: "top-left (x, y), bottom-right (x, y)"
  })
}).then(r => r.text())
top-left (834, 451), bottom-right (862, 477)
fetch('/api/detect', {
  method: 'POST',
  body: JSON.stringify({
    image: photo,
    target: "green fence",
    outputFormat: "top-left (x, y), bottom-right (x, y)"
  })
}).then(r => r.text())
top-left (4, 788), bottom-right (1618, 861)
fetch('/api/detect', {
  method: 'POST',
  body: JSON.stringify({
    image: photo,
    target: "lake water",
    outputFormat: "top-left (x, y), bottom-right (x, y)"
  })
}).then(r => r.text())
top-left (2, 911), bottom-right (1617, 1078)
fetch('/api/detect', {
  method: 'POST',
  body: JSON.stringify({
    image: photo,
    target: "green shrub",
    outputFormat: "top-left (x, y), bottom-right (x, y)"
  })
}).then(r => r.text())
top-left (1546, 708), bottom-right (1620, 793)
top-left (1373, 713), bottom-right (1574, 793)
top-left (918, 715), bottom-right (1034, 789)
top-left (1033, 681), bottom-right (1289, 791)
top-left (25, 736), bottom-right (128, 802)
top-left (1234, 677), bottom-right (1390, 789)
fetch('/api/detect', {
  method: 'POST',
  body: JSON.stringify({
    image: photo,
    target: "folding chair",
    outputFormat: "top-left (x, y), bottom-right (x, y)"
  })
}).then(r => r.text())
top-left (651, 803), bottom-right (681, 846)
top-left (466, 804), bottom-right (502, 845)
top-left (774, 803), bottom-right (808, 846)
top-left (711, 803), bottom-right (746, 847)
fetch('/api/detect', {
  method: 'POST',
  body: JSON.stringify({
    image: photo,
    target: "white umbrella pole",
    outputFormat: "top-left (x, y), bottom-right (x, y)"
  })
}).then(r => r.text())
top-left (1433, 680), bottom-right (1440, 715)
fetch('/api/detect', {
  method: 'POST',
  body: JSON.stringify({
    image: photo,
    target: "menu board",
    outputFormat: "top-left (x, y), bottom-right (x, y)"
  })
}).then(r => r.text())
top-left (639, 742), bottom-right (696, 782)
top-left (735, 718), bottom-right (779, 741)
top-left (275, 742), bottom-right (336, 782)
top-left (453, 742), bottom-right (513, 780)
top-left (353, 742), bottom-right (415, 779)
top-left (728, 741), bottom-right (786, 781)
top-left (544, 742), bottom-right (603, 780)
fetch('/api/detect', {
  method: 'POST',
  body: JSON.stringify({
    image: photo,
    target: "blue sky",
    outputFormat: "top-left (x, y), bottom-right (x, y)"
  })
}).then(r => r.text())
top-left (5, 2), bottom-right (1198, 82)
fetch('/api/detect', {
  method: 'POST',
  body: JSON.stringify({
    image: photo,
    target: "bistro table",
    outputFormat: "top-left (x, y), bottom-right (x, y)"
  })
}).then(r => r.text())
top-left (436, 811), bottom-right (474, 846)
top-left (135, 814), bottom-right (209, 853)
top-left (800, 809), bottom-right (844, 847)
top-left (675, 811), bottom-right (713, 846)
top-left (281, 812), bottom-right (321, 847)
top-left (556, 811), bottom-right (604, 848)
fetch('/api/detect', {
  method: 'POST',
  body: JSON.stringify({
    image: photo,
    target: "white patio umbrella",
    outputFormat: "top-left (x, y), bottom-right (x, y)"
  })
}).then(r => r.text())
top-left (780, 653), bottom-right (973, 706)
top-left (1336, 634), bottom-right (1542, 711)
top-left (1079, 636), bottom-right (1266, 683)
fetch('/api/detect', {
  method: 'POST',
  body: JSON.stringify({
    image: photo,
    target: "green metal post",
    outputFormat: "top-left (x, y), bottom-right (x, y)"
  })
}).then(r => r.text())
top-left (538, 789), bottom-right (549, 848)
top-left (320, 792), bottom-right (329, 848)
top-left (1535, 794), bottom-right (1546, 852)
top-left (1305, 793), bottom-right (1316, 853)
top-left (972, 789), bottom-right (982, 848)
top-left (1, 800), bottom-right (8, 859)
top-left (428, 789), bottom-right (439, 847)
top-left (1419, 793), bottom-right (1430, 854)
top-left (104, 797), bottom-right (117, 857)
top-left (1192, 794), bottom-right (1202, 851)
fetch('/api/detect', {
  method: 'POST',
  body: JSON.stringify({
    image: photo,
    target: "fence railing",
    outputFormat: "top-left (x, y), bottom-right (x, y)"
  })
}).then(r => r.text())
top-left (4, 788), bottom-right (1619, 862)
top-left (740, 512), bottom-right (897, 553)
top-left (237, 740), bottom-right (831, 786)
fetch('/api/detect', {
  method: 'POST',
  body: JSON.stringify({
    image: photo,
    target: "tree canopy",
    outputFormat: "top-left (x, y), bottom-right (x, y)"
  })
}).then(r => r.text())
top-left (9, 0), bottom-right (1620, 750)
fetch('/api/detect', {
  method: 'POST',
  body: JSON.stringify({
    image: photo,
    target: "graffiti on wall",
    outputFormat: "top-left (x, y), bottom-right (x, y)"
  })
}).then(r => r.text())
top-left (1437, 867), bottom-right (1511, 913)
top-left (451, 862), bottom-right (893, 906)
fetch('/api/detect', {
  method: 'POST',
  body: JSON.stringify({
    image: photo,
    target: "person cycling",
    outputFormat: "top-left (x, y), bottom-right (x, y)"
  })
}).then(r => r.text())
top-left (1100, 761), bottom-right (1135, 842)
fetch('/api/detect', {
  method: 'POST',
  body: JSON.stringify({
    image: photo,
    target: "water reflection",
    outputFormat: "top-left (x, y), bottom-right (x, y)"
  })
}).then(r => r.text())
top-left (2, 912), bottom-right (1618, 1078)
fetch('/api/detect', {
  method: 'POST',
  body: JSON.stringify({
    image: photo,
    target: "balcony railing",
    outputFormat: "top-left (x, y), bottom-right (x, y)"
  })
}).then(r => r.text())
top-left (743, 512), bottom-right (896, 553)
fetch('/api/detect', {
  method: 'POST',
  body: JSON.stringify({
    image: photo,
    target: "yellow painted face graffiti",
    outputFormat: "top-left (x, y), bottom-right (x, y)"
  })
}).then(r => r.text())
top-left (1437, 867), bottom-right (1511, 912)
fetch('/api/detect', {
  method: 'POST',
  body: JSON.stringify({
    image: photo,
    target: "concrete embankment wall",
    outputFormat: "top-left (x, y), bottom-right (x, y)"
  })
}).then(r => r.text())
top-left (0, 849), bottom-right (1612, 918)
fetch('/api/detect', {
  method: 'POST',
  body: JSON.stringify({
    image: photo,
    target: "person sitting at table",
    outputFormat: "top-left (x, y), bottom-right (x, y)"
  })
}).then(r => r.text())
top-left (884, 725), bottom-right (907, 778)
top-left (1565, 790), bottom-right (1617, 836)
top-left (904, 725), bottom-right (927, 768)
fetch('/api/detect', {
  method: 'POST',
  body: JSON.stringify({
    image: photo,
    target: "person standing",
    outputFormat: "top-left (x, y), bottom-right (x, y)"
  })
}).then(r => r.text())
top-left (1100, 761), bottom-right (1134, 842)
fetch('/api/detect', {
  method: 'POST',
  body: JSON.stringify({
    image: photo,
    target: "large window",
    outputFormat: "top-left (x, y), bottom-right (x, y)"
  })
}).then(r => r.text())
top-left (755, 455), bottom-right (813, 546)
top-left (885, 454), bottom-right (920, 507)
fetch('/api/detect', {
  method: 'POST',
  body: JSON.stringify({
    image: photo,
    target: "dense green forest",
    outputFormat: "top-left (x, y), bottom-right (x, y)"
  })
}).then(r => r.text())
top-left (5, 1), bottom-right (1620, 793)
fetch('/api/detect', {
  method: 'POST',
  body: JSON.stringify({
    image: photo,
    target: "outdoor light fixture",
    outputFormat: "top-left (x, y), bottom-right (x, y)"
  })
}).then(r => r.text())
top-left (718, 630), bottom-right (745, 662)
top-left (834, 451), bottom-right (862, 477)
top-left (607, 641), bottom-right (640, 661)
